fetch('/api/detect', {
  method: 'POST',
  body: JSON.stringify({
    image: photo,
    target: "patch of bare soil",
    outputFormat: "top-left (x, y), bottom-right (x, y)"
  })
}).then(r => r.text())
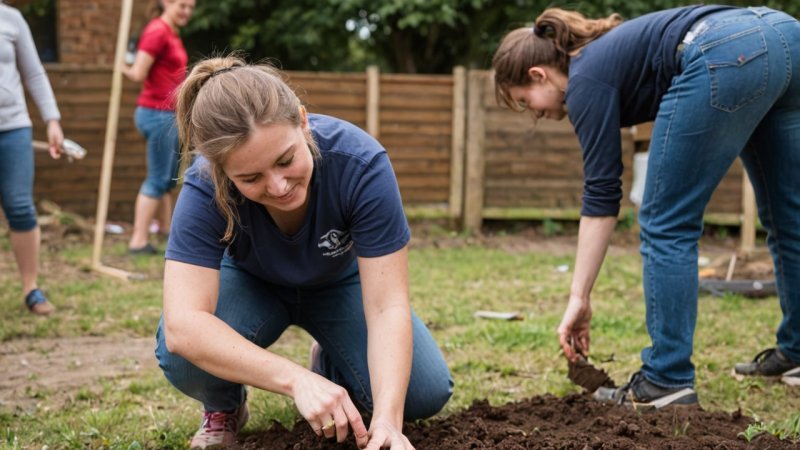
top-left (234, 394), bottom-right (794, 449)
top-left (699, 248), bottom-right (774, 281)
top-left (0, 336), bottom-right (157, 413)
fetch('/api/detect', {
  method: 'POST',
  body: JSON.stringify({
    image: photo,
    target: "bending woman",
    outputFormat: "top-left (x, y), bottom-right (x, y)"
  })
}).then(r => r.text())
top-left (493, 5), bottom-right (800, 407)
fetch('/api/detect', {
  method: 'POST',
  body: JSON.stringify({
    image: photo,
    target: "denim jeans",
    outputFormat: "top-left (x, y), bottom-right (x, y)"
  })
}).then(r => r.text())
top-left (640, 7), bottom-right (800, 388)
top-left (155, 257), bottom-right (454, 417)
top-left (134, 107), bottom-right (180, 198)
top-left (0, 127), bottom-right (37, 231)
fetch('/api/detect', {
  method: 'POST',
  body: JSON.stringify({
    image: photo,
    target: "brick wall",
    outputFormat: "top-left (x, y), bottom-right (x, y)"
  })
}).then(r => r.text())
top-left (9, 0), bottom-right (149, 65)
top-left (59, 0), bottom-right (148, 65)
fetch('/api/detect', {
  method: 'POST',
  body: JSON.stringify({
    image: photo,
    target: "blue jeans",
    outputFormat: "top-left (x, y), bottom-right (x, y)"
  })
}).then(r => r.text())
top-left (135, 107), bottom-right (180, 198)
top-left (640, 7), bottom-right (800, 388)
top-left (155, 257), bottom-right (454, 417)
top-left (0, 127), bottom-right (37, 231)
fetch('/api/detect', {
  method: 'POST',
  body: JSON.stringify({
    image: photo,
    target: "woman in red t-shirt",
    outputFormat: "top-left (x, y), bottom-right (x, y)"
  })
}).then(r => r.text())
top-left (122, 0), bottom-right (195, 254)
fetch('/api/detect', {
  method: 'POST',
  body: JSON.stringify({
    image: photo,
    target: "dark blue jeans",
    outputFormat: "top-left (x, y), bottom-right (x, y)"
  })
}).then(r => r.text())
top-left (155, 257), bottom-right (454, 418)
top-left (640, 7), bottom-right (800, 387)
top-left (0, 127), bottom-right (37, 231)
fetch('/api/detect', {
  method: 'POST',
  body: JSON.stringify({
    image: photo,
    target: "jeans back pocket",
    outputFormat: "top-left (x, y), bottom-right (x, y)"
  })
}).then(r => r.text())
top-left (702, 27), bottom-right (768, 112)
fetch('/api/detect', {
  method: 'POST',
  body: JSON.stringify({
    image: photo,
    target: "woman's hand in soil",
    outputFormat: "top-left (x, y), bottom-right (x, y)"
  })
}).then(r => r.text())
top-left (293, 371), bottom-right (369, 446)
top-left (558, 293), bottom-right (592, 362)
top-left (362, 417), bottom-right (415, 450)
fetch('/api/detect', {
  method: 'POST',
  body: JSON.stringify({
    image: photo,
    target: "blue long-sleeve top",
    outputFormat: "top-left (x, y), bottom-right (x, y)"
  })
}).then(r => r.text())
top-left (565, 4), bottom-right (731, 217)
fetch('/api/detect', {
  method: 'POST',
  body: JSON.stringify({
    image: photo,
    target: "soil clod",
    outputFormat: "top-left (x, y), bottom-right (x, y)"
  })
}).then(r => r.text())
top-left (567, 355), bottom-right (616, 392)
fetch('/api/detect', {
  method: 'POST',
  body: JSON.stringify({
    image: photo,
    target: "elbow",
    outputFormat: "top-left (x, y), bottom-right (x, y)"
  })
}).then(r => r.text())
top-left (163, 316), bottom-right (192, 356)
top-left (123, 69), bottom-right (145, 83)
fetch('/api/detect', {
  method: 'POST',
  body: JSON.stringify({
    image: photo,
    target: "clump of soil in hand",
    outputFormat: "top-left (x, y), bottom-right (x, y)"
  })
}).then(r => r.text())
top-left (568, 355), bottom-right (616, 392)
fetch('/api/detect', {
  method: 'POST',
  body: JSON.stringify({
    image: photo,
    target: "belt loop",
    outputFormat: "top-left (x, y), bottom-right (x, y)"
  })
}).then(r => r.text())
top-left (683, 19), bottom-right (709, 46)
top-left (747, 6), bottom-right (765, 18)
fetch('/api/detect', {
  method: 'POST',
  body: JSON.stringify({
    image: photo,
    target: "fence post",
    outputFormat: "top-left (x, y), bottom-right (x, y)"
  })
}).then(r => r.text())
top-left (366, 65), bottom-right (380, 138)
top-left (463, 70), bottom-right (486, 232)
top-left (449, 66), bottom-right (466, 224)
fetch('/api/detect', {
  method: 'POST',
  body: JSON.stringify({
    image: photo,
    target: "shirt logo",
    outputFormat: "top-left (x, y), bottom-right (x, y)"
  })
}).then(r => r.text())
top-left (318, 229), bottom-right (353, 257)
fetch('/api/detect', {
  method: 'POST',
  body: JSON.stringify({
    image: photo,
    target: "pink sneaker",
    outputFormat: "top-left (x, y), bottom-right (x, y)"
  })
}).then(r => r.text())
top-left (189, 402), bottom-right (249, 448)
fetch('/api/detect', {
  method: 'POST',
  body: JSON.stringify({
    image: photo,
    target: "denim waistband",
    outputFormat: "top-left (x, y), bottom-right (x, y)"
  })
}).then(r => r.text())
top-left (675, 16), bottom-right (712, 59)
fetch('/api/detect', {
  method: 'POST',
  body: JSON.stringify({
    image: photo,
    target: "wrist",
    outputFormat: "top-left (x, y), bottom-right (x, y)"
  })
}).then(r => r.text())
top-left (283, 364), bottom-right (316, 398)
top-left (568, 292), bottom-right (590, 303)
top-left (370, 408), bottom-right (404, 429)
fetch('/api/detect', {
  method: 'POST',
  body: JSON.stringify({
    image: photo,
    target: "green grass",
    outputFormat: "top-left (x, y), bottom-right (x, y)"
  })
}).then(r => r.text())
top-left (1, 230), bottom-right (798, 448)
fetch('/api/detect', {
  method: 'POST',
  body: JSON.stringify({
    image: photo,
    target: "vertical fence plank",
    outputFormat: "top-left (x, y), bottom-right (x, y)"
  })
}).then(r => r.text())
top-left (463, 70), bottom-right (487, 231)
top-left (366, 65), bottom-right (380, 138)
top-left (449, 66), bottom-right (466, 223)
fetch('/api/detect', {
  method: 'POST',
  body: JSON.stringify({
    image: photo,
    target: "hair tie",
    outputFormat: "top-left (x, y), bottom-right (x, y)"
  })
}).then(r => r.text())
top-left (210, 67), bottom-right (236, 78)
top-left (532, 25), bottom-right (545, 37)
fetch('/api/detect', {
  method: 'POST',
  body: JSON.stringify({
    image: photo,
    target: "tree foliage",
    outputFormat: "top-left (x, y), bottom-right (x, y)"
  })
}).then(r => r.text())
top-left (182, 0), bottom-right (800, 73)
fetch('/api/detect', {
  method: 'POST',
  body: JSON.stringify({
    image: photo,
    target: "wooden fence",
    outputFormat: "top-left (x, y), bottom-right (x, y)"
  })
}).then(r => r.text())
top-left (26, 66), bottom-right (747, 228)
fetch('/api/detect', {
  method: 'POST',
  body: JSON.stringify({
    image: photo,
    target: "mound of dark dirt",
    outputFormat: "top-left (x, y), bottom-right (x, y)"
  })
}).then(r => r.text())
top-left (234, 394), bottom-right (795, 449)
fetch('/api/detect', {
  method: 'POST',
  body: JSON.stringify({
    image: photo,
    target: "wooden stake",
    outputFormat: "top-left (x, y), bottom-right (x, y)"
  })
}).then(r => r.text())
top-left (91, 0), bottom-right (141, 281)
top-left (725, 253), bottom-right (737, 282)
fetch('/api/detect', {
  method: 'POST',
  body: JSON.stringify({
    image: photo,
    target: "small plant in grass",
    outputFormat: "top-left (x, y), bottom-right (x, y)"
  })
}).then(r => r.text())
top-left (740, 423), bottom-right (768, 441)
top-left (1, 426), bottom-right (22, 449)
top-left (673, 421), bottom-right (691, 437)
top-left (75, 387), bottom-right (95, 401)
top-left (541, 219), bottom-right (564, 236)
top-left (740, 413), bottom-right (800, 442)
top-left (617, 209), bottom-right (637, 231)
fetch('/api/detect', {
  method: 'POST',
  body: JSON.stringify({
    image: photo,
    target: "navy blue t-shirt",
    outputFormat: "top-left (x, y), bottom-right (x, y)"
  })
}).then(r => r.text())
top-left (166, 114), bottom-right (411, 287)
top-left (566, 4), bottom-right (732, 217)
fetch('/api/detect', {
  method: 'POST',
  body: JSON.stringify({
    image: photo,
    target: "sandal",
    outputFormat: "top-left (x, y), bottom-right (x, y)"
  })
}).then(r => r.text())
top-left (128, 243), bottom-right (158, 255)
top-left (25, 288), bottom-right (55, 315)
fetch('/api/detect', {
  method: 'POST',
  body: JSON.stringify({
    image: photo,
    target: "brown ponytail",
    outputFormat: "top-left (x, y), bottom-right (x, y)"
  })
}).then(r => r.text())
top-left (493, 8), bottom-right (623, 109)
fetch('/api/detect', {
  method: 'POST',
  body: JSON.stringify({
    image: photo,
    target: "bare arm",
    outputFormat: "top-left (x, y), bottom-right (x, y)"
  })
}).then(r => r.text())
top-left (162, 260), bottom-right (306, 394)
top-left (358, 246), bottom-right (415, 450)
top-left (121, 50), bottom-right (155, 83)
top-left (162, 259), bottom-right (369, 446)
top-left (557, 215), bottom-right (617, 361)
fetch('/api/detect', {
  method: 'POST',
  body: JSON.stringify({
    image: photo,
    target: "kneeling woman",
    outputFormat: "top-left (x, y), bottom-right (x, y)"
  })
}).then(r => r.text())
top-left (157, 56), bottom-right (453, 449)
